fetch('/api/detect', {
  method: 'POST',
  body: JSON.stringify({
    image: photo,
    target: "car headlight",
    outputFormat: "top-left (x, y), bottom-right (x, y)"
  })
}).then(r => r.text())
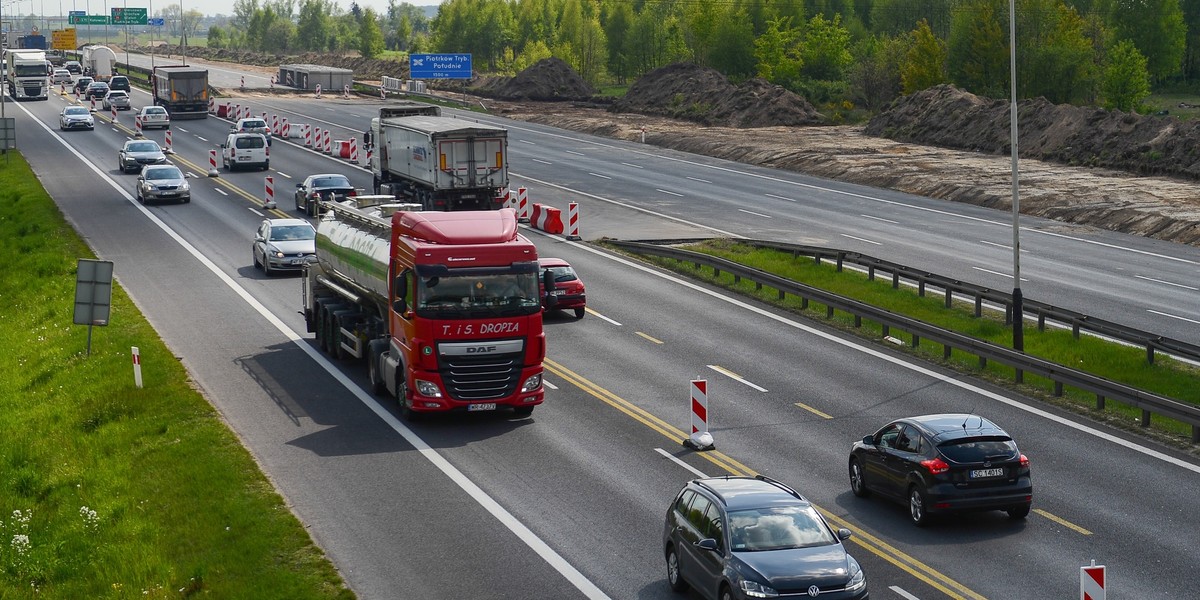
top-left (179, 182), bottom-right (190, 192)
top-left (845, 555), bottom-right (866, 592)
top-left (414, 379), bottom-right (442, 397)
top-left (739, 580), bottom-right (779, 598)
top-left (520, 373), bottom-right (542, 393)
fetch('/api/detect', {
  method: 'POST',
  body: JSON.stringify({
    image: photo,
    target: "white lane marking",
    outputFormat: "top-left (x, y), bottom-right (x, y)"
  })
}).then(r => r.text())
top-left (544, 380), bottom-right (559, 390)
top-left (23, 99), bottom-right (614, 600)
top-left (480, 117), bottom-right (1200, 266)
top-left (765, 193), bottom-right (795, 202)
top-left (587, 310), bottom-right (622, 326)
top-left (532, 158), bottom-right (553, 165)
top-left (196, 136), bottom-right (208, 142)
top-left (565, 150), bottom-right (585, 156)
top-left (518, 139), bottom-right (536, 145)
top-left (890, 586), bottom-right (921, 600)
top-left (177, 127), bottom-right (188, 133)
top-left (655, 448), bottom-right (708, 478)
top-left (655, 188), bottom-right (683, 197)
top-left (1135, 275), bottom-right (1198, 291)
top-left (841, 233), bottom-right (881, 246)
top-left (979, 240), bottom-right (1023, 251)
top-left (276, 172), bottom-right (293, 179)
top-left (972, 266), bottom-right (1028, 281)
top-left (588, 172), bottom-right (611, 179)
top-left (248, 207), bottom-right (265, 217)
top-left (861, 214), bottom-right (899, 224)
top-left (739, 209), bottom-right (772, 219)
top-left (215, 188), bottom-right (228, 196)
top-left (620, 162), bottom-right (643, 169)
top-left (707, 365), bottom-right (768, 392)
top-left (539, 230), bottom-right (1200, 477)
top-left (686, 176), bottom-right (712, 183)
top-left (1148, 309), bottom-right (1200, 325)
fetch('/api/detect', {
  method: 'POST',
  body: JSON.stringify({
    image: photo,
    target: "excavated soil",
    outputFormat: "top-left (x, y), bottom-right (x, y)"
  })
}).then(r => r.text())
top-left (468, 57), bottom-right (595, 101)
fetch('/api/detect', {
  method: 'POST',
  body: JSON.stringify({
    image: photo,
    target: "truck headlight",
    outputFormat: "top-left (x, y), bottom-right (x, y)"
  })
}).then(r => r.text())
top-left (414, 379), bottom-right (441, 397)
top-left (520, 374), bottom-right (542, 392)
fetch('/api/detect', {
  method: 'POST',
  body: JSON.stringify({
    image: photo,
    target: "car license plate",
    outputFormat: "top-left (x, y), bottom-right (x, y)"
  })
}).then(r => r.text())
top-left (970, 468), bottom-right (1005, 478)
top-left (162, 192), bottom-right (176, 197)
top-left (290, 258), bottom-right (303, 265)
top-left (238, 156), bottom-right (249, 161)
top-left (552, 290), bottom-right (565, 296)
top-left (467, 403), bottom-right (497, 412)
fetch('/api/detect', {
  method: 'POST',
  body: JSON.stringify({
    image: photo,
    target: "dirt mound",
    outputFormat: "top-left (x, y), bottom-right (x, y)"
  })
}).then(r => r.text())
top-left (470, 58), bottom-right (594, 101)
top-left (610, 62), bottom-right (825, 128)
top-left (866, 84), bottom-right (1200, 179)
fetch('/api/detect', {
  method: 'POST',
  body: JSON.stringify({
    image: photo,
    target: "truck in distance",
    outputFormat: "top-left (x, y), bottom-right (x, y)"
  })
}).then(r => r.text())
top-left (152, 65), bottom-right (209, 119)
top-left (302, 203), bottom-right (551, 418)
top-left (5, 49), bottom-right (49, 100)
top-left (369, 104), bottom-right (509, 211)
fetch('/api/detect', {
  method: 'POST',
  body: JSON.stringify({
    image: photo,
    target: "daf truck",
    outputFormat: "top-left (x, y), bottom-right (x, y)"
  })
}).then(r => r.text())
top-left (5, 49), bottom-right (49, 100)
top-left (302, 201), bottom-right (550, 418)
top-left (370, 106), bottom-right (509, 211)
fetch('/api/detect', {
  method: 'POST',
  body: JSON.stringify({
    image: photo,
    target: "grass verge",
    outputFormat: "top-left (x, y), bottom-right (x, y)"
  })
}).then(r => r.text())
top-left (0, 154), bottom-right (352, 598)
top-left (628, 239), bottom-right (1200, 447)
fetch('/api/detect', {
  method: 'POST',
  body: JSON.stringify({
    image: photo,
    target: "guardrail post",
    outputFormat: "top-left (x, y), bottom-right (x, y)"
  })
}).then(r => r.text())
top-left (801, 298), bottom-right (809, 310)
top-left (891, 272), bottom-right (900, 289)
top-left (825, 305), bottom-right (834, 318)
top-left (1015, 369), bottom-right (1023, 384)
top-left (1146, 345), bottom-right (1155, 365)
top-left (853, 315), bottom-right (861, 328)
top-left (918, 280), bottom-right (926, 296)
top-left (1038, 312), bottom-right (1046, 331)
top-left (867, 265), bottom-right (875, 281)
top-left (1192, 425), bottom-right (1199, 444)
top-left (777, 289), bottom-right (785, 301)
top-left (943, 344), bottom-right (952, 360)
top-left (944, 289), bottom-right (952, 308)
top-left (836, 253), bottom-right (844, 272)
top-left (1141, 410), bottom-right (1151, 427)
top-left (1072, 322), bottom-right (1081, 339)
top-left (1096, 394), bottom-right (1105, 410)
top-left (974, 295), bottom-right (983, 317)
top-left (882, 324), bottom-right (889, 337)
top-left (1054, 381), bottom-right (1063, 396)
top-left (911, 334), bottom-right (920, 348)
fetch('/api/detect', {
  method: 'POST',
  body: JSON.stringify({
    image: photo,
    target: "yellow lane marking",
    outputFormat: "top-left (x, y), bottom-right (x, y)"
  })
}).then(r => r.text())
top-left (793, 401), bottom-right (833, 419)
top-left (1033, 509), bottom-right (1091, 535)
top-left (543, 357), bottom-right (987, 600)
top-left (708, 364), bottom-right (742, 379)
top-left (635, 332), bottom-right (663, 344)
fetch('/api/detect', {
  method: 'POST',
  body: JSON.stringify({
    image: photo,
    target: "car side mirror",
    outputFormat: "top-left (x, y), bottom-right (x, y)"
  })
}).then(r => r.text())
top-left (862, 435), bottom-right (874, 446)
top-left (219, 144), bottom-right (226, 149)
top-left (837, 528), bottom-right (853, 541)
top-left (694, 538), bottom-right (719, 553)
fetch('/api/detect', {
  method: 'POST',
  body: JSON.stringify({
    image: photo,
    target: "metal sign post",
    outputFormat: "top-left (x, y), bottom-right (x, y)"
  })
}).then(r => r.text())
top-left (73, 259), bottom-right (114, 355)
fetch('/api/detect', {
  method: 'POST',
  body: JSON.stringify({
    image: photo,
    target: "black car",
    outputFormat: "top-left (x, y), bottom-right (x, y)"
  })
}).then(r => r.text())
top-left (64, 61), bottom-right (83, 75)
top-left (73, 76), bottom-right (94, 95)
top-left (849, 414), bottom-right (1032, 526)
top-left (108, 75), bottom-right (130, 93)
top-left (85, 81), bottom-right (110, 100)
top-left (294, 173), bottom-right (356, 217)
top-left (664, 476), bottom-right (868, 600)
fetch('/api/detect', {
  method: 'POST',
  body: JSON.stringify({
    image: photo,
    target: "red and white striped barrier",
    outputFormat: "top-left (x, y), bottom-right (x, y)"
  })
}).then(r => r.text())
top-left (208, 149), bottom-right (219, 176)
top-left (343, 84), bottom-right (351, 99)
top-left (263, 176), bottom-right (276, 209)
top-left (208, 98), bottom-right (215, 113)
top-left (517, 186), bottom-right (529, 222)
top-left (74, 88), bottom-right (80, 101)
top-left (110, 104), bottom-right (117, 122)
top-left (281, 118), bottom-right (290, 139)
top-left (315, 83), bottom-right (322, 99)
top-left (132, 346), bottom-right (143, 388)
top-left (164, 129), bottom-right (173, 154)
top-left (240, 75), bottom-right (245, 89)
top-left (134, 115), bottom-right (143, 137)
top-left (1081, 561), bottom-right (1105, 600)
top-left (349, 137), bottom-right (359, 163)
top-left (566, 202), bottom-right (581, 240)
top-left (314, 127), bottom-right (323, 151)
top-left (60, 82), bottom-right (66, 94)
top-left (303, 124), bottom-right (313, 147)
top-left (685, 379), bottom-right (715, 450)
top-left (271, 114), bottom-right (280, 136)
top-left (261, 112), bottom-right (268, 127)
top-left (323, 129), bottom-right (332, 154)
top-left (530, 203), bottom-right (564, 235)
top-left (90, 96), bottom-right (96, 111)
top-left (380, 86), bottom-right (386, 100)
top-left (364, 145), bottom-right (373, 167)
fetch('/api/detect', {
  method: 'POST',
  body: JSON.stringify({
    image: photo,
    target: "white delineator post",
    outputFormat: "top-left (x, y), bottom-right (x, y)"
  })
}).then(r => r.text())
top-left (164, 129), bottom-right (173, 154)
top-left (132, 347), bottom-right (143, 388)
top-left (208, 97), bottom-right (215, 114)
top-left (208, 149), bottom-right (219, 177)
top-left (685, 379), bottom-right (715, 450)
top-left (1081, 561), bottom-right (1105, 600)
top-left (264, 176), bottom-right (276, 209)
top-left (566, 202), bottom-right (581, 240)
top-left (517, 186), bottom-right (530, 222)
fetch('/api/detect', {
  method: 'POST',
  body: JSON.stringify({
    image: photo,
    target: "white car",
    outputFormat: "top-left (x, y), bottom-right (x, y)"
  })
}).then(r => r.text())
top-left (136, 106), bottom-right (171, 130)
top-left (59, 106), bottom-right (95, 131)
top-left (103, 90), bottom-right (131, 111)
top-left (233, 117), bottom-right (272, 144)
top-left (50, 68), bottom-right (72, 85)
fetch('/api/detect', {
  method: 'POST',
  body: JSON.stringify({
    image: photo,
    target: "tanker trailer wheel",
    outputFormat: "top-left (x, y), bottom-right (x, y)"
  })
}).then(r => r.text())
top-left (313, 304), bottom-right (326, 349)
top-left (367, 340), bottom-right (387, 395)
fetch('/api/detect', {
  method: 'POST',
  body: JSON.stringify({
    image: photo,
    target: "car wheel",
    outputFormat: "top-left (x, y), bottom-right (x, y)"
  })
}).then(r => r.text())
top-left (295, 194), bottom-right (302, 213)
top-left (909, 484), bottom-right (931, 527)
top-left (253, 248), bottom-right (262, 270)
top-left (1007, 504), bottom-right (1031, 520)
top-left (849, 459), bottom-right (870, 498)
top-left (665, 546), bottom-right (688, 593)
top-left (136, 190), bottom-right (144, 204)
top-left (262, 256), bottom-right (272, 277)
top-left (306, 199), bottom-right (315, 218)
top-left (719, 583), bottom-right (734, 600)
top-left (183, 197), bottom-right (190, 204)
top-left (574, 307), bottom-right (585, 319)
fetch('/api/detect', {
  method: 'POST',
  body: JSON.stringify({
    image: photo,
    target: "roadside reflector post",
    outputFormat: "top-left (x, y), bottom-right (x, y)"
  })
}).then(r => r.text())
top-left (684, 379), bottom-right (715, 451)
top-left (132, 346), bottom-right (143, 388)
top-left (1081, 560), bottom-right (1105, 600)
top-left (110, 103), bottom-right (117, 122)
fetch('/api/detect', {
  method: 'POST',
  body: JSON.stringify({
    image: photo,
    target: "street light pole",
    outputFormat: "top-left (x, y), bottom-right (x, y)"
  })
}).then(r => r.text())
top-left (179, 0), bottom-right (184, 65)
top-left (1008, 0), bottom-right (1024, 353)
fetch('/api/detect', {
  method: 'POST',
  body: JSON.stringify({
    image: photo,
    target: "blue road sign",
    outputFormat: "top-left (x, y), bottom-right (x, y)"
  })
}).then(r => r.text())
top-left (148, 17), bottom-right (165, 26)
top-left (409, 53), bottom-right (472, 80)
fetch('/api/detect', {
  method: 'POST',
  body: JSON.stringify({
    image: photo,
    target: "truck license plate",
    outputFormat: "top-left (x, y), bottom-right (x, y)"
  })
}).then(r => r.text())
top-left (467, 403), bottom-right (497, 412)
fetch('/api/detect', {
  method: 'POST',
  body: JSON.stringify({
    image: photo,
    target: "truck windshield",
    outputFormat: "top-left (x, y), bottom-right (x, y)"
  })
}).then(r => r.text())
top-left (416, 272), bottom-right (540, 317)
top-left (15, 65), bottom-right (45, 77)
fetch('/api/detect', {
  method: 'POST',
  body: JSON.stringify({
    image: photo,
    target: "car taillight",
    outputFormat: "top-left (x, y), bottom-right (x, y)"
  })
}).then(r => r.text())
top-left (265, 146), bottom-right (269, 157)
top-left (1019, 454), bottom-right (1029, 468)
top-left (310, 192), bottom-right (321, 200)
top-left (230, 148), bottom-right (236, 157)
top-left (348, 189), bottom-right (356, 197)
top-left (920, 457), bottom-right (950, 474)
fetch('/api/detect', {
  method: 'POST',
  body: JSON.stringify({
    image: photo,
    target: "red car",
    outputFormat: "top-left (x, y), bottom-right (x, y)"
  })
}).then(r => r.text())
top-left (539, 258), bottom-right (586, 319)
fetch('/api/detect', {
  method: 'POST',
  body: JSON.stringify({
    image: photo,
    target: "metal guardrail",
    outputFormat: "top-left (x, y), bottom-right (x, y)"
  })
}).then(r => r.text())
top-left (742, 240), bottom-right (1200, 366)
top-left (609, 240), bottom-right (1200, 443)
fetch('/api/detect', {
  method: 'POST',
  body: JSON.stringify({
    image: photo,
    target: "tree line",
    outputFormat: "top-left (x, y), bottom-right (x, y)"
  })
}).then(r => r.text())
top-left (207, 0), bottom-right (1200, 112)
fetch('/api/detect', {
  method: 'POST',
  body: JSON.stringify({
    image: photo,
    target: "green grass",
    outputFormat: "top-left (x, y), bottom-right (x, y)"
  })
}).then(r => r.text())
top-left (1145, 92), bottom-right (1200, 120)
top-left (635, 239), bottom-right (1200, 443)
top-left (0, 154), bottom-right (352, 598)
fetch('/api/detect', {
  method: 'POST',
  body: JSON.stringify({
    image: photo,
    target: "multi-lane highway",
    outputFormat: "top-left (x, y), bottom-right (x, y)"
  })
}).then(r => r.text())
top-left (7, 65), bottom-right (1200, 600)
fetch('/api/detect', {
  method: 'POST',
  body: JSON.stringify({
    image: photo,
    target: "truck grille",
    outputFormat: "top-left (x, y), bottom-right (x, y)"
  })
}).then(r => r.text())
top-left (439, 351), bottom-right (522, 401)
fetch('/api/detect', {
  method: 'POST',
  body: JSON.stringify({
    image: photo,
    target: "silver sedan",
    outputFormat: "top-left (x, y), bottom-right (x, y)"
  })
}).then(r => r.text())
top-left (136, 165), bottom-right (190, 205)
top-left (118, 140), bottom-right (167, 174)
top-left (59, 106), bottom-right (94, 131)
top-left (252, 218), bottom-right (317, 275)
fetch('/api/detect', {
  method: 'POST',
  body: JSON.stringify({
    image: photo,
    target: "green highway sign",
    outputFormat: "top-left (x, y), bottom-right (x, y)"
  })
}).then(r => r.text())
top-left (69, 14), bottom-right (111, 25)
top-left (110, 7), bottom-right (147, 25)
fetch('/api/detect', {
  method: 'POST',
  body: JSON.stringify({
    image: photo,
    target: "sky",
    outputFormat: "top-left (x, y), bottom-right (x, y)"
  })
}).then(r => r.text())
top-left (11, 0), bottom-right (444, 21)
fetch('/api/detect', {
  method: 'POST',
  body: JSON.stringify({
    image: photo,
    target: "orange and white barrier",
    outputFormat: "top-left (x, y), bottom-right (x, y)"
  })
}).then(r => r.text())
top-left (263, 176), bottom-right (276, 209)
top-left (566, 202), bottom-right (580, 240)
top-left (530, 203), bottom-right (564, 235)
top-left (685, 379), bottom-right (715, 450)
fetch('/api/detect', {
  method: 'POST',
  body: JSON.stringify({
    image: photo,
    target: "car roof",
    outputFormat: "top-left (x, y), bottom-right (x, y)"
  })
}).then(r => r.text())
top-left (902, 414), bottom-right (1008, 442)
top-left (538, 257), bottom-right (570, 268)
top-left (266, 218), bottom-right (313, 228)
top-left (107, 90), bottom-right (127, 95)
top-left (125, 140), bottom-right (160, 148)
top-left (691, 476), bottom-right (808, 511)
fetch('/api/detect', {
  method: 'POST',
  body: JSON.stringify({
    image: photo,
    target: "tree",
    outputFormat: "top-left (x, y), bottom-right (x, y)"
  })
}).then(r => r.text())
top-left (901, 19), bottom-right (948, 94)
top-left (1103, 39), bottom-right (1151, 111)
top-left (601, 0), bottom-right (634, 83)
top-left (1100, 0), bottom-right (1186, 83)
top-left (946, 0), bottom-right (1007, 98)
top-left (263, 19), bottom-right (297, 52)
top-left (800, 13), bottom-right (853, 82)
top-left (851, 33), bottom-right (908, 109)
top-left (709, 8), bottom-right (758, 82)
top-left (296, 0), bottom-right (331, 52)
top-left (754, 17), bottom-right (804, 89)
top-left (207, 25), bottom-right (228, 49)
top-left (1019, 1), bottom-right (1098, 104)
top-left (359, 8), bottom-right (386, 59)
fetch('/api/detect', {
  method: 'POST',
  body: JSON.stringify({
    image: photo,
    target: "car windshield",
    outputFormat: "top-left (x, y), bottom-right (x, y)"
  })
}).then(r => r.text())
top-left (728, 505), bottom-right (838, 552)
top-left (544, 265), bottom-right (578, 283)
top-left (127, 142), bottom-right (160, 153)
top-left (242, 120), bottom-right (266, 129)
top-left (145, 167), bottom-right (183, 180)
top-left (145, 108), bottom-right (166, 115)
top-left (64, 107), bottom-right (89, 115)
top-left (937, 437), bottom-right (1017, 463)
top-left (269, 225), bottom-right (316, 241)
top-left (312, 176), bottom-right (351, 188)
top-left (417, 272), bottom-right (541, 316)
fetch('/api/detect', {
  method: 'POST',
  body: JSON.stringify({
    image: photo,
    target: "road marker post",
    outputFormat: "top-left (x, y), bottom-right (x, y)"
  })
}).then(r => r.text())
top-left (1081, 561), bottom-right (1105, 600)
top-left (132, 347), bottom-right (143, 388)
top-left (208, 149), bottom-right (219, 177)
top-left (264, 176), bottom-right (276, 209)
top-left (566, 202), bottom-right (581, 240)
top-left (684, 379), bottom-right (715, 450)
top-left (164, 129), bottom-right (173, 154)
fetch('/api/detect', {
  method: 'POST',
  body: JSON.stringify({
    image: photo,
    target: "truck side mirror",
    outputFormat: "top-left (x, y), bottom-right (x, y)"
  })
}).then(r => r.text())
top-left (542, 270), bottom-right (558, 308)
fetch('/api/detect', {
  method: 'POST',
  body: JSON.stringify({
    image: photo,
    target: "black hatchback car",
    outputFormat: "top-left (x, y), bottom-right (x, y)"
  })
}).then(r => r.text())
top-left (849, 414), bottom-right (1032, 526)
top-left (664, 476), bottom-right (868, 600)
